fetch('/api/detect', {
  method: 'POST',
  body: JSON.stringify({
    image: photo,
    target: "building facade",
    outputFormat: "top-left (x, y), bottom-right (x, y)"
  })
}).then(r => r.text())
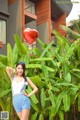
top-left (0, 0), bottom-right (73, 54)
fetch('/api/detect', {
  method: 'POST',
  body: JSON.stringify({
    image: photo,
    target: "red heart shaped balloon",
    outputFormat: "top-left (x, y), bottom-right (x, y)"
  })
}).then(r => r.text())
top-left (23, 28), bottom-right (38, 45)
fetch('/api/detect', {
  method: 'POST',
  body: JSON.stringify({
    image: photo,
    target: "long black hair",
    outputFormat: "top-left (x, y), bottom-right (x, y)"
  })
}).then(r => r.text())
top-left (16, 62), bottom-right (27, 82)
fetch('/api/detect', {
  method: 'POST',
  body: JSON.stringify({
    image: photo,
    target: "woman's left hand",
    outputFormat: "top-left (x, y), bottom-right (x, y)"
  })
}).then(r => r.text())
top-left (22, 90), bottom-right (28, 97)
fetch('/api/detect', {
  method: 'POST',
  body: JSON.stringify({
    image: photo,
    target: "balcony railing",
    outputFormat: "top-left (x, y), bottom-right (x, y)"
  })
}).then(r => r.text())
top-left (25, 0), bottom-right (36, 15)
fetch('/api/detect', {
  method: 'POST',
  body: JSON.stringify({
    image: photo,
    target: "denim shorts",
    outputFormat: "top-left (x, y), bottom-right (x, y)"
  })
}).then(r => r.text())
top-left (12, 94), bottom-right (30, 112)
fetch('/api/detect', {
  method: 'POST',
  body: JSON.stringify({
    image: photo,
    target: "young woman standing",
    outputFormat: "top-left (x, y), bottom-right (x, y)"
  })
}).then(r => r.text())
top-left (6, 62), bottom-right (38, 120)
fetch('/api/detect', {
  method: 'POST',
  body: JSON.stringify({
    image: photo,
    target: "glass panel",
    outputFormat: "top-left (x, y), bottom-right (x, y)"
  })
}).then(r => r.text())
top-left (32, 6), bottom-right (35, 14)
top-left (25, 0), bottom-right (35, 14)
top-left (0, 19), bottom-right (6, 44)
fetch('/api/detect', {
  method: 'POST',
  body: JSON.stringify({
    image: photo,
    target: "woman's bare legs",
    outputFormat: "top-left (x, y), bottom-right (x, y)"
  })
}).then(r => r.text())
top-left (17, 109), bottom-right (30, 120)
top-left (17, 111), bottom-right (22, 119)
top-left (21, 109), bottom-right (30, 120)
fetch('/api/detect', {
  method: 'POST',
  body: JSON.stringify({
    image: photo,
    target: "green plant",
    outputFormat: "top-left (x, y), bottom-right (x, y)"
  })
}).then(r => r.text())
top-left (0, 31), bottom-right (80, 120)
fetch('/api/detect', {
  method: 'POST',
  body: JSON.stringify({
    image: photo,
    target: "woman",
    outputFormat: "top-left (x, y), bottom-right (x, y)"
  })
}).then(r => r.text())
top-left (6, 62), bottom-right (38, 120)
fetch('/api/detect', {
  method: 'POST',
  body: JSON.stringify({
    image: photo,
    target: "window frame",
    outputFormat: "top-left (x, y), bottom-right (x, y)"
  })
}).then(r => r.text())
top-left (0, 12), bottom-right (9, 45)
top-left (0, 18), bottom-right (7, 44)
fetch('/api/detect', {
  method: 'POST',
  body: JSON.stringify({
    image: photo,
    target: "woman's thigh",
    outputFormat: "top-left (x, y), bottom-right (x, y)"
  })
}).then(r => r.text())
top-left (17, 111), bottom-right (22, 119)
top-left (21, 109), bottom-right (30, 120)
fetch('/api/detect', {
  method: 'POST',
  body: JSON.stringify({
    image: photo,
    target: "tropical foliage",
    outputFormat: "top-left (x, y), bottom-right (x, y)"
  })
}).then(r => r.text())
top-left (0, 28), bottom-right (80, 120)
top-left (61, 15), bottom-right (80, 43)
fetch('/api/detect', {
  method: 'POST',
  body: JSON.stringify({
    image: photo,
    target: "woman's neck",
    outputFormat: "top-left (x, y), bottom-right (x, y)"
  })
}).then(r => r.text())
top-left (16, 74), bottom-right (23, 77)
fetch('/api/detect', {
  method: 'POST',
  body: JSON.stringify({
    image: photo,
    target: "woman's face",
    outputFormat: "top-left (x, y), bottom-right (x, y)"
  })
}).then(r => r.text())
top-left (16, 64), bottom-right (24, 76)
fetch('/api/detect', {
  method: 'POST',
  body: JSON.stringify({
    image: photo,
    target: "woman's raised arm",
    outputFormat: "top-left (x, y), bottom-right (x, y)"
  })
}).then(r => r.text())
top-left (6, 66), bottom-right (15, 81)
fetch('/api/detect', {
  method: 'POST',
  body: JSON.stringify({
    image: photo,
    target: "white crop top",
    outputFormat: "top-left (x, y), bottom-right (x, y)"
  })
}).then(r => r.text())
top-left (12, 77), bottom-right (26, 96)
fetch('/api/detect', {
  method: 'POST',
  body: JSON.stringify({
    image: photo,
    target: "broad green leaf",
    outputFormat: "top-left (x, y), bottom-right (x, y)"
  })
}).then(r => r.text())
top-left (14, 34), bottom-right (27, 56)
top-left (0, 99), bottom-right (5, 110)
top-left (49, 112), bottom-right (54, 120)
top-left (63, 94), bottom-right (70, 111)
top-left (52, 87), bottom-right (60, 92)
top-left (72, 69), bottom-right (80, 72)
top-left (71, 72), bottom-right (80, 79)
top-left (33, 47), bottom-right (41, 57)
top-left (70, 86), bottom-right (79, 92)
top-left (46, 66), bottom-right (55, 72)
top-left (30, 76), bottom-right (45, 87)
top-left (7, 43), bottom-right (13, 66)
top-left (48, 106), bottom-right (57, 117)
top-left (30, 99), bottom-right (39, 112)
top-left (31, 112), bottom-right (38, 120)
top-left (55, 92), bottom-right (63, 113)
top-left (55, 82), bottom-right (77, 88)
top-left (65, 73), bottom-right (71, 82)
top-left (78, 94), bottom-right (80, 111)
top-left (77, 45), bottom-right (80, 59)
top-left (41, 61), bottom-right (49, 80)
top-left (26, 64), bottom-right (41, 69)
top-left (26, 86), bottom-right (38, 104)
top-left (0, 54), bottom-right (7, 65)
top-left (37, 38), bottom-right (45, 49)
top-left (64, 39), bottom-right (80, 61)
top-left (48, 90), bottom-right (56, 107)
top-left (58, 111), bottom-right (64, 120)
top-left (20, 53), bottom-right (30, 64)
top-left (12, 43), bottom-right (18, 66)
top-left (62, 62), bottom-right (69, 80)
top-left (38, 114), bottom-right (44, 120)
top-left (26, 64), bottom-right (55, 72)
top-left (40, 41), bottom-right (54, 58)
top-left (0, 62), bottom-right (6, 68)
top-left (0, 89), bottom-right (11, 98)
top-left (47, 83), bottom-right (53, 90)
top-left (52, 48), bottom-right (62, 62)
top-left (30, 58), bottom-right (53, 62)
top-left (40, 88), bottom-right (46, 108)
top-left (53, 30), bottom-right (67, 56)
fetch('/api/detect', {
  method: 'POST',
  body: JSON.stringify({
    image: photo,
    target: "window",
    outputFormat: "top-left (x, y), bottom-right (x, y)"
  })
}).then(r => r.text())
top-left (0, 19), bottom-right (6, 44)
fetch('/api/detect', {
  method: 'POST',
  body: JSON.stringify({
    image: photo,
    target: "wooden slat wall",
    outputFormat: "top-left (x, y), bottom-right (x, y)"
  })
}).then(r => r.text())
top-left (55, 12), bottom-right (66, 36)
top-left (36, 0), bottom-right (51, 25)
top-left (8, 0), bottom-right (16, 5)
top-left (36, 0), bottom-right (51, 42)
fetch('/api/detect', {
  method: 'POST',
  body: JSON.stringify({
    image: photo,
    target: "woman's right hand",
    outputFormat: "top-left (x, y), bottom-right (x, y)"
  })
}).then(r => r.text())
top-left (13, 69), bottom-right (16, 74)
top-left (22, 90), bottom-right (28, 97)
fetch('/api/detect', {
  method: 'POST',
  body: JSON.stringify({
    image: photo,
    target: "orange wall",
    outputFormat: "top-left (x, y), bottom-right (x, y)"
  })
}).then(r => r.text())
top-left (8, 0), bottom-right (16, 5)
top-left (36, 0), bottom-right (51, 42)
top-left (36, 0), bottom-right (51, 25)
top-left (55, 13), bottom-right (66, 36)
top-left (0, 42), bottom-right (3, 48)
top-left (21, 0), bottom-right (25, 42)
